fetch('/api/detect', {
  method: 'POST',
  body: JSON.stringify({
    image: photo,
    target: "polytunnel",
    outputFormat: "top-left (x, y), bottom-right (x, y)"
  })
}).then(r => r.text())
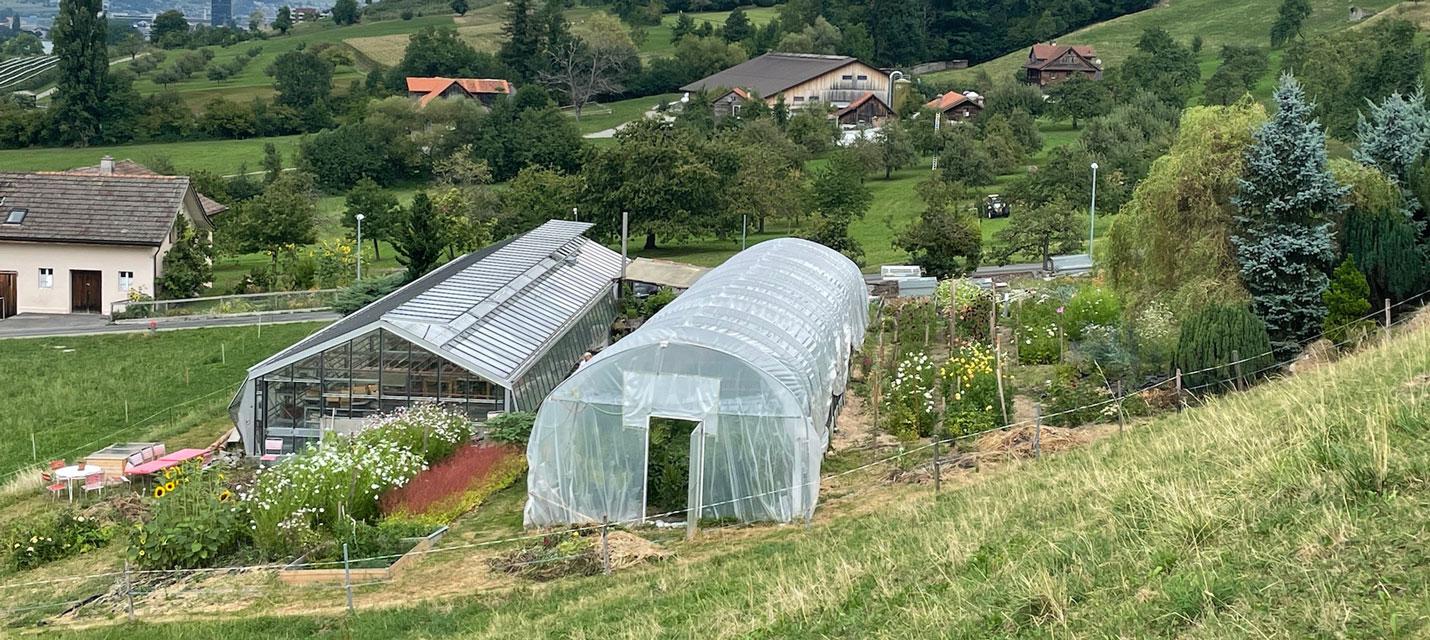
top-left (524, 238), bottom-right (869, 527)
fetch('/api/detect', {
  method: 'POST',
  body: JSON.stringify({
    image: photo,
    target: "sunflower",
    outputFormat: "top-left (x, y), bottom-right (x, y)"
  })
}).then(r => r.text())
top-left (218, 489), bottom-right (234, 502)
top-left (152, 485), bottom-right (167, 499)
top-left (163, 467), bottom-right (177, 480)
top-left (164, 481), bottom-right (177, 493)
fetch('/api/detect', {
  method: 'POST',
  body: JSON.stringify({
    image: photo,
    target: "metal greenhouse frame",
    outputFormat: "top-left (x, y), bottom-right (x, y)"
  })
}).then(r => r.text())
top-left (524, 238), bottom-right (869, 528)
top-left (228, 221), bottom-right (622, 457)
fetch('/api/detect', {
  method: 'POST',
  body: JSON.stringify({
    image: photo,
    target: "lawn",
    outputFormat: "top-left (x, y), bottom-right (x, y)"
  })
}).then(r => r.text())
top-left (571, 92), bottom-right (680, 135)
top-left (0, 323), bottom-right (323, 479)
top-left (927, 0), bottom-right (1403, 88)
top-left (0, 134), bottom-right (301, 175)
top-left (36, 294), bottom-right (1430, 637)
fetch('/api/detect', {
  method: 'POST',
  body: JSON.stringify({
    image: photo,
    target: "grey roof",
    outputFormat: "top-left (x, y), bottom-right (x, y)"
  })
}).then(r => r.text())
top-left (249, 220), bottom-right (622, 387)
top-left (64, 159), bottom-right (228, 217)
top-left (680, 52), bottom-right (861, 96)
top-left (0, 172), bottom-right (194, 246)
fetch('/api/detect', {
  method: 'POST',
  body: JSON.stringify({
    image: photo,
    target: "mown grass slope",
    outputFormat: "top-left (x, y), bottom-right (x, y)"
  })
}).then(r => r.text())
top-left (0, 134), bottom-right (301, 175)
top-left (928, 0), bottom-right (1403, 85)
top-left (47, 318), bottom-right (1430, 638)
top-left (0, 323), bottom-right (322, 478)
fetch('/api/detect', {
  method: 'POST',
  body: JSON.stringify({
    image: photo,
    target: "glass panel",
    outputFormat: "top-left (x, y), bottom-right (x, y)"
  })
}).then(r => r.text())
top-left (262, 365), bottom-right (298, 432)
top-left (408, 347), bottom-right (443, 404)
top-left (379, 330), bottom-right (412, 413)
top-left (293, 354), bottom-right (324, 430)
top-left (350, 331), bottom-right (381, 419)
top-left (322, 339), bottom-right (352, 418)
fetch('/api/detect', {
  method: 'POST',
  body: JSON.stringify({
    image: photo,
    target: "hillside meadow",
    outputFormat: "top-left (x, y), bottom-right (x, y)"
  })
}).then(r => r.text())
top-left (30, 302), bottom-right (1430, 638)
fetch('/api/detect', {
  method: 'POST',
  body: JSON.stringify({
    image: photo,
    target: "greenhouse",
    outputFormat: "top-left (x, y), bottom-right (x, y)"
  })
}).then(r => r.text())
top-left (524, 238), bottom-right (869, 527)
top-left (229, 220), bottom-right (622, 457)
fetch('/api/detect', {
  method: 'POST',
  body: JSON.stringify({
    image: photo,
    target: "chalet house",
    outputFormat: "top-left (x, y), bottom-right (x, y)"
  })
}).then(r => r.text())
top-left (682, 52), bottom-right (889, 113)
top-left (1023, 43), bottom-right (1102, 87)
top-left (405, 77), bottom-right (514, 108)
top-left (925, 90), bottom-right (984, 125)
top-left (0, 157), bottom-right (216, 318)
top-left (833, 92), bottom-right (893, 127)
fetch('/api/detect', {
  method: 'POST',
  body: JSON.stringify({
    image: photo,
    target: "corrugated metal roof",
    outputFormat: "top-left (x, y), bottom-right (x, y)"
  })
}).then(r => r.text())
top-left (248, 220), bottom-right (621, 387)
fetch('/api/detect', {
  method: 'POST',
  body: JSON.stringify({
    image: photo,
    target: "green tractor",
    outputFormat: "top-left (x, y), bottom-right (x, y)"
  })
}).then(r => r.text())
top-left (981, 194), bottom-right (1011, 219)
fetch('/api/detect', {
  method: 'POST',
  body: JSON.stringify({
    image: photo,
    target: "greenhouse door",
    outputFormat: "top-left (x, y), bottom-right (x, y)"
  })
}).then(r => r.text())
top-left (644, 417), bottom-right (702, 532)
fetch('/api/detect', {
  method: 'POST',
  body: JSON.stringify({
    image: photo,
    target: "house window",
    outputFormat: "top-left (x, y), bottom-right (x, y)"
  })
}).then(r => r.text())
top-left (793, 96), bottom-right (805, 103)
top-left (808, 95), bottom-right (820, 103)
top-left (856, 74), bottom-right (868, 81)
top-left (38, 268), bottom-right (52, 288)
top-left (4, 208), bottom-right (25, 224)
top-left (118, 271), bottom-right (134, 292)
top-left (731, 103), bottom-right (741, 116)
top-left (841, 74), bottom-right (853, 81)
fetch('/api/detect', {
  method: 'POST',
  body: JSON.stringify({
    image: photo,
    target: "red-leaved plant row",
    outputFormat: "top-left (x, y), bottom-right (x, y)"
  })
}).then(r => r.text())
top-left (379, 443), bottom-right (523, 518)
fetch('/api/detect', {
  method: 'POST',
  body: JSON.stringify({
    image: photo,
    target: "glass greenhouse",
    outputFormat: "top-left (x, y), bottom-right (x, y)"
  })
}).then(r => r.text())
top-left (524, 238), bottom-right (869, 527)
top-left (229, 221), bottom-right (622, 456)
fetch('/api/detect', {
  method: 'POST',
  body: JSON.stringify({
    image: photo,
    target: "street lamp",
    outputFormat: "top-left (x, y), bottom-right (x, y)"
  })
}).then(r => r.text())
top-left (1088, 162), bottom-right (1099, 259)
top-left (355, 213), bottom-right (365, 281)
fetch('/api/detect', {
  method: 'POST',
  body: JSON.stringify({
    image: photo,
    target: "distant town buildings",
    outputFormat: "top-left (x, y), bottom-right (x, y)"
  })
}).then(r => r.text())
top-left (210, 0), bottom-right (232, 26)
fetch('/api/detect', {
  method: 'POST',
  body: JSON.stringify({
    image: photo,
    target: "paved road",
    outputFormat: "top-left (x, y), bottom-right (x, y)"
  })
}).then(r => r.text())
top-left (0, 311), bottom-right (337, 340)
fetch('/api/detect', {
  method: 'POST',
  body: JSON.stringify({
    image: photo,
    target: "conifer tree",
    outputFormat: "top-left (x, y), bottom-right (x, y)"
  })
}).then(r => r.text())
top-left (1232, 73), bottom-right (1346, 356)
top-left (392, 193), bottom-right (447, 279)
top-left (50, 0), bottom-right (108, 145)
top-left (1354, 89), bottom-right (1430, 221)
top-left (1322, 257), bottom-right (1373, 344)
top-left (1174, 304), bottom-right (1275, 389)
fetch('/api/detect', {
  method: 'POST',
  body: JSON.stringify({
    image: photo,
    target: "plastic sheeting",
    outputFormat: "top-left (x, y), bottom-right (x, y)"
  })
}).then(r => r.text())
top-left (524, 238), bottom-right (868, 527)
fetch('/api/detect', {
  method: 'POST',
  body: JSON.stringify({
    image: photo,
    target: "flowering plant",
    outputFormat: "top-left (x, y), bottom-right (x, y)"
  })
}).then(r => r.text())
top-left (884, 353), bottom-right (938, 440)
top-left (131, 461), bottom-right (247, 569)
top-left (6, 509), bottom-right (109, 570)
top-left (939, 340), bottom-right (1006, 436)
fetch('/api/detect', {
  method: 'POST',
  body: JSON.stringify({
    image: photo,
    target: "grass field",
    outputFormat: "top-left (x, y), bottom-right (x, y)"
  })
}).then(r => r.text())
top-left (33, 299), bottom-right (1430, 637)
top-left (130, 15), bottom-right (456, 106)
top-left (928, 0), bottom-right (1403, 87)
top-left (0, 323), bottom-right (323, 479)
top-left (637, 6), bottom-right (782, 59)
top-left (571, 92), bottom-right (680, 134)
top-left (0, 134), bottom-right (301, 175)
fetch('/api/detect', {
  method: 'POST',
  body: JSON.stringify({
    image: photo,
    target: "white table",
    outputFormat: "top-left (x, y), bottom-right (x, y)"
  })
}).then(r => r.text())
top-left (53, 464), bottom-right (102, 502)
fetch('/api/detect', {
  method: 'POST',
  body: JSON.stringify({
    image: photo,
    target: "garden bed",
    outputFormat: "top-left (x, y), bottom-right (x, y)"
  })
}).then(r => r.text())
top-left (277, 525), bottom-right (448, 585)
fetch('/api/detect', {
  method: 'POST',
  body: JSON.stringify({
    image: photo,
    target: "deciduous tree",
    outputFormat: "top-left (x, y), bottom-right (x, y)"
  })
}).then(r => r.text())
top-left (343, 177), bottom-right (400, 259)
top-left (896, 179), bottom-right (981, 278)
top-left (50, 0), bottom-right (108, 145)
top-left (274, 6), bottom-right (293, 34)
top-left (991, 197), bottom-right (1082, 269)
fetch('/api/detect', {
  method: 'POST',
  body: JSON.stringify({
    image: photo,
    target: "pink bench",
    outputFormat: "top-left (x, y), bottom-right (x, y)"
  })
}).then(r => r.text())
top-left (124, 448), bottom-right (212, 476)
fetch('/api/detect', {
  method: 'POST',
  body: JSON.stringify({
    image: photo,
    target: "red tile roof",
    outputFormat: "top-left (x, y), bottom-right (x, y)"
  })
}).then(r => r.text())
top-left (925, 91), bottom-right (974, 112)
top-left (406, 77), bottom-right (514, 107)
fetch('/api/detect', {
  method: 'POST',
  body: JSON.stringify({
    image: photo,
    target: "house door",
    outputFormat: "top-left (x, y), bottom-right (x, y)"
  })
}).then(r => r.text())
top-left (70, 270), bottom-right (102, 313)
top-left (0, 271), bottom-right (16, 319)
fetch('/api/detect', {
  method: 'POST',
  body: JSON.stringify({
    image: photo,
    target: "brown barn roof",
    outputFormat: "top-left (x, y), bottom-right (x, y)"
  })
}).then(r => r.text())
top-left (1025, 43), bottom-right (1102, 70)
top-left (681, 52), bottom-right (865, 96)
top-left (64, 159), bottom-right (227, 217)
top-left (0, 172), bottom-right (194, 246)
top-left (833, 92), bottom-right (889, 118)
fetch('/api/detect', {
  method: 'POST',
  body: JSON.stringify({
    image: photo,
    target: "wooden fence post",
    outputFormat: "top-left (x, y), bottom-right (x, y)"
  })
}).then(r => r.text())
top-left (600, 516), bottom-right (612, 576)
top-left (1116, 381), bottom-right (1125, 435)
top-left (1384, 298), bottom-right (1392, 344)
top-left (1232, 350), bottom-right (1244, 391)
top-left (1174, 369), bottom-right (1183, 412)
top-left (343, 543), bottom-right (354, 615)
top-left (1033, 404), bottom-right (1042, 460)
top-left (932, 438), bottom-right (941, 497)
top-left (123, 559), bottom-right (135, 622)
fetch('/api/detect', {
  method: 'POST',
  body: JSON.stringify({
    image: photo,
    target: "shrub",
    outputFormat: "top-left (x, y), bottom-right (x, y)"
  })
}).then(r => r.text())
top-left (1062, 285), bottom-right (1122, 340)
top-left (1173, 304), bottom-right (1275, 390)
top-left (486, 411), bottom-right (535, 445)
top-left (380, 444), bottom-right (525, 521)
top-left (936, 280), bottom-right (994, 344)
top-left (1040, 365), bottom-right (1116, 427)
top-left (131, 462), bottom-right (247, 569)
top-left (333, 272), bottom-right (405, 315)
top-left (642, 288), bottom-right (678, 317)
top-left (1323, 257), bottom-right (1375, 346)
top-left (1129, 300), bottom-right (1177, 375)
top-left (6, 510), bottom-right (110, 570)
top-left (489, 531), bottom-right (600, 581)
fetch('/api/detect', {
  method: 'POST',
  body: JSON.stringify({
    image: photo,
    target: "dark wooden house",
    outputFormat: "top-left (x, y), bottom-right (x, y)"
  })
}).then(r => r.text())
top-left (1023, 43), bottom-right (1102, 87)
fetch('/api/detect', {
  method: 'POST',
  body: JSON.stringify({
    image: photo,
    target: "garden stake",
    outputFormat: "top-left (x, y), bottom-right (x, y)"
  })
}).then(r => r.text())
top-left (221, 342), bottom-right (226, 364)
top-left (1033, 404), bottom-right (1042, 460)
top-left (343, 543), bottom-right (354, 614)
top-left (994, 334), bottom-right (1009, 425)
top-left (601, 516), bottom-right (612, 576)
top-left (123, 559), bottom-right (134, 622)
top-left (1232, 350), bottom-right (1244, 391)
top-left (1174, 369), bottom-right (1183, 412)
top-left (124, 399), bottom-right (129, 424)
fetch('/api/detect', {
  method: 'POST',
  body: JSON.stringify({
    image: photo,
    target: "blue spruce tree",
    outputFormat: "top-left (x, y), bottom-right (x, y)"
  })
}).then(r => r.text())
top-left (1232, 73), bottom-right (1347, 356)
top-left (1354, 89), bottom-right (1430, 223)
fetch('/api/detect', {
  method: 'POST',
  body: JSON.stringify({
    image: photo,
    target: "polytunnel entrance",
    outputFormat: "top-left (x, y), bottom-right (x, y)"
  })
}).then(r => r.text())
top-left (644, 417), bottom-right (700, 516)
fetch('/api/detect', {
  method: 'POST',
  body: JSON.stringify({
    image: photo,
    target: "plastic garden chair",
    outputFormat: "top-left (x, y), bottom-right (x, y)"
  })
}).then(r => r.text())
top-left (40, 459), bottom-right (64, 483)
top-left (153, 443), bottom-right (167, 458)
top-left (82, 472), bottom-right (104, 498)
top-left (260, 439), bottom-right (283, 463)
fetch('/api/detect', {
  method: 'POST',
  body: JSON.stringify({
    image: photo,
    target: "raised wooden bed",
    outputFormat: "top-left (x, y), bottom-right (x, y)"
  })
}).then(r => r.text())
top-left (277, 526), bottom-right (448, 585)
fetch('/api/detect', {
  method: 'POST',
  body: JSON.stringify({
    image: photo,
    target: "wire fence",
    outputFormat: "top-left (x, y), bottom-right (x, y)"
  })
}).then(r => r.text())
top-left (2, 289), bottom-right (1426, 625)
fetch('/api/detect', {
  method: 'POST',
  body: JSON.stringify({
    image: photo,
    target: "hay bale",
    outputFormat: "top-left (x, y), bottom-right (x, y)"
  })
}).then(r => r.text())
top-left (605, 531), bottom-right (670, 570)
